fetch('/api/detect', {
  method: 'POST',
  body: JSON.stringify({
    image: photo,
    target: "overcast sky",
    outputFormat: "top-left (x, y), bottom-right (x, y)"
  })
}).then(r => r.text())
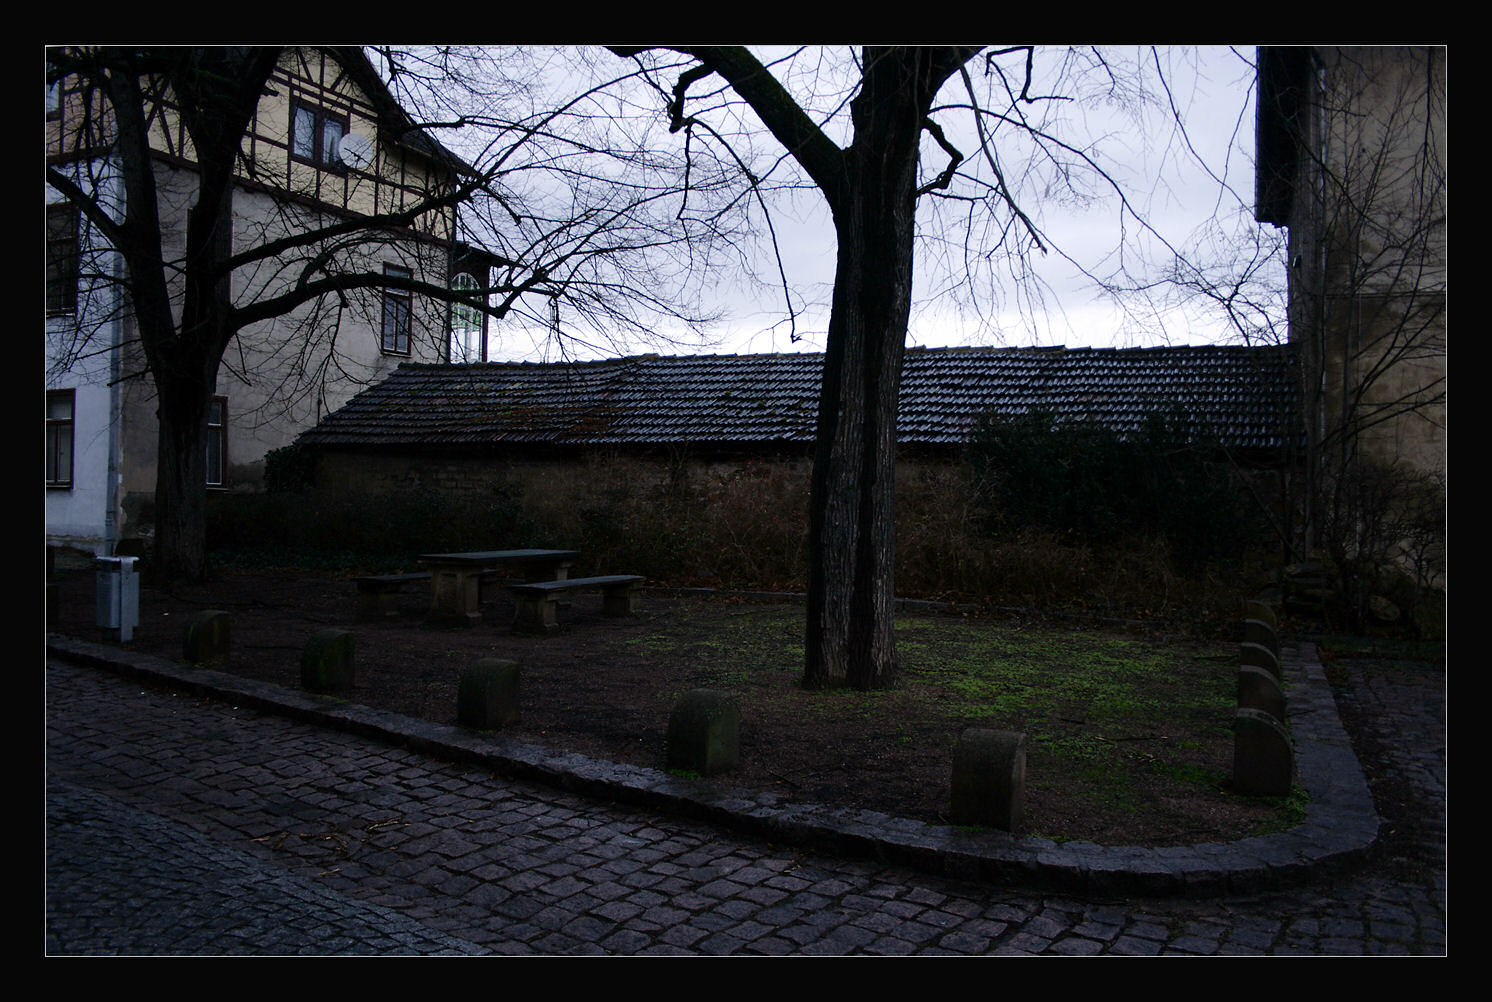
top-left (446, 46), bottom-right (1279, 363)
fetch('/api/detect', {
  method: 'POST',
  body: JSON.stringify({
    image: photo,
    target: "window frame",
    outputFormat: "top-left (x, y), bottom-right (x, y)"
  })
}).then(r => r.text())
top-left (290, 100), bottom-right (349, 169)
top-left (46, 203), bottom-right (79, 317)
top-left (205, 396), bottom-right (228, 489)
top-left (45, 389), bottom-right (75, 488)
top-left (449, 271), bottom-right (485, 363)
top-left (381, 265), bottom-right (413, 356)
top-left (45, 75), bottom-right (62, 121)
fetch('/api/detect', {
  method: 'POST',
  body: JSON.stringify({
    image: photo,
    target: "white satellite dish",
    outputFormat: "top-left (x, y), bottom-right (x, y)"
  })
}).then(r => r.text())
top-left (338, 131), bottom-right (374, 170)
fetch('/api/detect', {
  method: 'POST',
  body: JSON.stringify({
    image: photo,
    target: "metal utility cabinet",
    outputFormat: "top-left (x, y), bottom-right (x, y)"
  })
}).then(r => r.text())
top-left (95, 555), bottom-right (139, 642)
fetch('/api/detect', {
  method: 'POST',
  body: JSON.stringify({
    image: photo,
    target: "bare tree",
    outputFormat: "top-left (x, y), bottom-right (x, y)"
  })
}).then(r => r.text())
top-left (1263, 51), bottom-right (1444, 461)
top-left (373, 46), bottom-right (757, 355)
top-left (609, 47), bottom-right (991, 689)
top-left (45, 46), bottom-right (730, 582)
top-left (1143, 46), bottom-right (1445, 622)
top-left (1257, 45), bottom-right (1446, 621)
top-left (608, 46), bottom-right (1236, 687)
top-left (47, 48), bottom-right (287, 583)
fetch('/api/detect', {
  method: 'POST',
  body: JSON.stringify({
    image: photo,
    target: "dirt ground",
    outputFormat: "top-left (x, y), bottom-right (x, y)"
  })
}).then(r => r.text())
top-left (47, 565), bottom-right (1287, 846)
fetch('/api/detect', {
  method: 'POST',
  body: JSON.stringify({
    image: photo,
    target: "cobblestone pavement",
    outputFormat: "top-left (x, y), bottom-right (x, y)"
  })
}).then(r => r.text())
top-left (44, 653), bottom-right (1444, 956)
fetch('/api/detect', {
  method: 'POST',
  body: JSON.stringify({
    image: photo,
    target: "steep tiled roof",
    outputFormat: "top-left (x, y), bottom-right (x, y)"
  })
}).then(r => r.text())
top-left (299, 344), bottom-right (1300, 453)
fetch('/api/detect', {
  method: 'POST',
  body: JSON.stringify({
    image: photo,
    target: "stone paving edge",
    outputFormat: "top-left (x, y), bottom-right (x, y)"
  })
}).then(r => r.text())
top-left (45, 633), bottom-right (1381, 897)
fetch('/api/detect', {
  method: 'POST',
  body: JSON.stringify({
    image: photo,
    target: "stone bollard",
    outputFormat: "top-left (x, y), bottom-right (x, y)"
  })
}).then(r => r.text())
top-left (1239, 641), bottom-right (1281, 681)
top-left (1237, 665), bottom-right (1287, 723)
top-left (458, 658), bottom-right (522, 730)
top-left (950, 728), bottom-right (1026, 832)
top-left (183, 610), bottom-right (231, 666)
top-left (301, 629), bottom-right (355, 693)
top-left (1245, 599), bottom-right (1279, 632)
top-left (1243, 618), bottom-right (1280, 658)
top-left (1232, 708), bottom-right (1295, 796)
top-left (666, 689), bottom-right (741, 777)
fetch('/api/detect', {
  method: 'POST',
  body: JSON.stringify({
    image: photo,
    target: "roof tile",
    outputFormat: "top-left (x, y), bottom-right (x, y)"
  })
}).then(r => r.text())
top-left (299, 344), bottom-right (1301, 452)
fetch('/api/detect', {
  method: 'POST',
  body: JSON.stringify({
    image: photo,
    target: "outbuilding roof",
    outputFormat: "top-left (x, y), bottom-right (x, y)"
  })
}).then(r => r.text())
top-left (299, 343), bottom-right (1300, 453)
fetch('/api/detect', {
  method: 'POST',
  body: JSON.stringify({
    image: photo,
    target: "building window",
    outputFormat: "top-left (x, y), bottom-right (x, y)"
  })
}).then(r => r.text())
top-left (450, 272), bottom-right (484, 363)
top-left (381, 265), bottom-right (412, 355)
top-left (47, 204), bottom-right (79, 317)
top-left (291, 102), bottom-right (348, 167)
top-left (45, 389), bottom-right (74, 488)
top-left (206, 396), bottom-right (227, 488)
top-left (45, 75), bottom-right (62, 121)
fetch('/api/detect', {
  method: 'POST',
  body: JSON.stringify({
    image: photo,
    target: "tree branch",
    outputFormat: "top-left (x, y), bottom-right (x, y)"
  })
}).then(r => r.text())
top-left (651, 46), bottom-right (849, 209)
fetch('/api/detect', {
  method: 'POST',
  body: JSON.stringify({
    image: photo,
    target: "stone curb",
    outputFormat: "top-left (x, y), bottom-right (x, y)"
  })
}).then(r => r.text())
top-left (46, 633), bottom-right (1379, 897)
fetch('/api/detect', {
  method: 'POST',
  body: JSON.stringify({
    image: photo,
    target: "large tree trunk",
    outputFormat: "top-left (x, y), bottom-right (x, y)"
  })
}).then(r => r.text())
top-left (91, 49), bottom-right (280, 584)
top-left (146, 183), bottom-right (236, 584)
top-left (138, 51), bottom-right (271, 583)
top-left (632, 46), bottom-right (975, 689)
top-left (151, 375), bottom-right (212, 582)
top-left (802, 52), bottom-right (929, 690)
top-left (803, 223), bottom-right (910, 689)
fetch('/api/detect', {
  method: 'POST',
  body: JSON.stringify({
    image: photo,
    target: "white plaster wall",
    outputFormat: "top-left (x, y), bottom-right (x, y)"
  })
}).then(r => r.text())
top-left (45, 166), bottom-right (128, 554)
top-left (214, 183), bottom-right (452, 484)
top-left (67, 162), bottom-right (456, 514)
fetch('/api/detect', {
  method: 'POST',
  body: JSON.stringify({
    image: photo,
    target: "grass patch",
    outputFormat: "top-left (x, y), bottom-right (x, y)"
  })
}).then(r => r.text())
top-left (59, 561), bottom-right (1295, 846)
top-left (626, 605), bottom-right (803, 684)
top-left (623, 602), bottom-right (1253, 834)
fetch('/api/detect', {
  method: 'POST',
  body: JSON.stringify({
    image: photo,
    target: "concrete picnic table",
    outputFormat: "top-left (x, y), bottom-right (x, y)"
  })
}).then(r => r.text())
top-left (419, 549), bottom-right (579, 625)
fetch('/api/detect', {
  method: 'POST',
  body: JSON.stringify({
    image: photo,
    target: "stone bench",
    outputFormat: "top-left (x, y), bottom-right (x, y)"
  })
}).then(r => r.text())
top-left (355, 573), bottom-right (431, 619)
top-left (356, 570), bottom-right (506, 620)
top-left (509, 575), bottom-right (644, 634)
top-left (421, 549), bottom-right (579, 626)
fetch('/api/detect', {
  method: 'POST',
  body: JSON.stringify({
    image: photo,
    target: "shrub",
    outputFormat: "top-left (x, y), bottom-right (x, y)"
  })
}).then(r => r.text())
top-left (966, 407), bottom-right (1268, 566)
top-left (211, 444), bottom-right (1271, 627)
top-left (1314, 460), bottom-right (1446, 634)
top-left (263, 441), bottom-right (318, 494)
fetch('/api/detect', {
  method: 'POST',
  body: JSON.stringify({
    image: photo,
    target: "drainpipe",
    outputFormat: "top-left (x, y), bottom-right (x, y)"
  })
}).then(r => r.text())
top-left (104, 164), bottom-right (124, 557)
